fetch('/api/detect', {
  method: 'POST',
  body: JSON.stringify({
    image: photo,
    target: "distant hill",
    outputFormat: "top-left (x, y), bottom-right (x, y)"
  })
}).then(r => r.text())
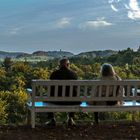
top-left (0, 50), bottom-right (117, 61)
top-left (32, 51), bottom-right (47, 56)
top-left (17, 51), bottom-right (74, 58)
top-left (76, 50), bottom-right (117, 58)
top-left (32, 50), bottom-right (74, 58)
top-left (0, 51), bottom-right (28, 58)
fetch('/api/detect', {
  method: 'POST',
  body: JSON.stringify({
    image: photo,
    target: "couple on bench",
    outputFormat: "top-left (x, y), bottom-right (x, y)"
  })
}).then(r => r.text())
top-left (46, 57), bottom-right (123, 126)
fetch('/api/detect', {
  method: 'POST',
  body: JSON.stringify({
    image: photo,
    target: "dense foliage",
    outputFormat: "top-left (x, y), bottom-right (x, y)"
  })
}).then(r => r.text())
top-left (0, 47), bottom-right (140, 124)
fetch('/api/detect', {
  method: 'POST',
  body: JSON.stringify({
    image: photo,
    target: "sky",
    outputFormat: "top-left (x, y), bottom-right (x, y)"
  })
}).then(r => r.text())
top-left (0, 0), bottom-right (140, 54)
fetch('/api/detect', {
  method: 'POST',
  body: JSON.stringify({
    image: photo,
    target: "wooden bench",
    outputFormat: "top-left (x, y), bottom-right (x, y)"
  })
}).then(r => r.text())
top-left (27, 80), bottom-right (140, 128)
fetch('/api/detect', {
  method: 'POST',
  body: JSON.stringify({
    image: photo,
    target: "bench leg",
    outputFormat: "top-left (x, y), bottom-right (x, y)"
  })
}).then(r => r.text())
top-left (94, 112), bottom-right (99, 124)
top-left (31, 110), bottom-right (35, 128)
top-left (27, 110), bottom-right (31, 125)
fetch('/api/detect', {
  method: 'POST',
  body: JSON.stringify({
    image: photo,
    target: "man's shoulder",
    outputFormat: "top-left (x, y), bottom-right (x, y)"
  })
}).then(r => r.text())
top-left (67, 69), bottom-right (78, 79)
top-left (50, 69), bottom-right (60, 79)
top-left (52, 69), bottom-right (60, 73)
top-left (67, 68), bottom-right (75, 73)
top-left (50, 67), bottom-right (78, 80)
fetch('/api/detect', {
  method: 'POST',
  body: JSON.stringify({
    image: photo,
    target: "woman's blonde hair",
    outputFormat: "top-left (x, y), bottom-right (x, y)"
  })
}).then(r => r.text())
top-left (101, 63), bottom-right (115, 77)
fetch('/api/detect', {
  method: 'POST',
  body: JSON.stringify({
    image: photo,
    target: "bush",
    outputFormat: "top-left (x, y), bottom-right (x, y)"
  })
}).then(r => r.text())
top-left (0, 90), bottom-right (27, 124)
top-left (0, 99), bottom-right (7, 124)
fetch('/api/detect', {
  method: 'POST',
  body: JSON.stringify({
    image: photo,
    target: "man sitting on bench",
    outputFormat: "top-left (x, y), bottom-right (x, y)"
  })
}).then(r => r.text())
top-left (46, 57), bottom-right (80, 126)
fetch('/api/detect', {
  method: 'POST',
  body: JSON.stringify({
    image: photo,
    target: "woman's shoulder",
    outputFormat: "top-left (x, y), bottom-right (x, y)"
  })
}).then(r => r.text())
top-left (114, 74), bottom-right (122, 80)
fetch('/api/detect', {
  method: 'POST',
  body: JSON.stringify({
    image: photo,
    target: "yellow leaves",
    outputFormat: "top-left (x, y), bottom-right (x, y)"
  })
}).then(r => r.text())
top-left (12, 62), bottom-right (30, 73)
top-left (32, 68), bottom-right (49, 79)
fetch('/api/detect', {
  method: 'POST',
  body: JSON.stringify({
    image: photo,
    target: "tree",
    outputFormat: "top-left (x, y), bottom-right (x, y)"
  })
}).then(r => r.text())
top-left (2, 57), bottom-right (13, 71)
top-left (70, 63), bottom-right (84, 79)
top-left (137, 46), bottom-right (140, 52)
top-left (31, 68), bottom-right (49, 79)
top-left (12, 61), bottom-right (30, 74)
top-left (133, 57), bottom-right (140, 65)
top-left (0, 91), bottom-right (27, 124)
top-left (0, 99), bottom-right (7, 124)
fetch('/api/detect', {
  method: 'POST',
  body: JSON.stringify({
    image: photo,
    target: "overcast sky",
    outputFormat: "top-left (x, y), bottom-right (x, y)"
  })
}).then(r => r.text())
top-left (0, 0), bottom-right (140, 54)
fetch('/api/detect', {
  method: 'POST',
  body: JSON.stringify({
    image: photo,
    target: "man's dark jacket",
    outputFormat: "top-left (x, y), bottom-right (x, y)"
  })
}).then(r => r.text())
top-left (50, 66), bottom-right (77, 80)
top-left (50, 66), bottom-right (78, 101)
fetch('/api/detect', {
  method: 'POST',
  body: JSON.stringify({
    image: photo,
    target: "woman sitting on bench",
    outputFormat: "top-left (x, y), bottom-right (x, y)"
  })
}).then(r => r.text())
top-left (90, 63), bottom-right (123, 124)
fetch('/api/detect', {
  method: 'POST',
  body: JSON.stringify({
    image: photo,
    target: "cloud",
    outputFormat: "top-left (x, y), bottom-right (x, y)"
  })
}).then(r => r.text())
top-left (108, 0), bottom-right (114, 4)
top-left (127, 0), bottom-right (140, 20)
top-left (129, 0), bottom-right (139, 11)
top-left (55, 17), bottom-right (71, 28)
top-left (111, 4), bottom-right (119, 12)
top-left (6, 27), bottom-right (21, 36)
top-left (128, 10), bottom-right (140, 19)
top-left (79, 19), bottom-right (113, 30)
top-left (124, 4), bottom-right (130, 10)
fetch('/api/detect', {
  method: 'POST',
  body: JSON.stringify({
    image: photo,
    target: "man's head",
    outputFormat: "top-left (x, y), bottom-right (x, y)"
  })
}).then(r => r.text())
top-left (59, 58), bottom-right (70, 68)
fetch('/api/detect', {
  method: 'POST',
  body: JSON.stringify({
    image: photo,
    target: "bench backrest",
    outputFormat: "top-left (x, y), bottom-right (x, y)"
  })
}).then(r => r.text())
top-left (31, 80), bottom-right (140, 102)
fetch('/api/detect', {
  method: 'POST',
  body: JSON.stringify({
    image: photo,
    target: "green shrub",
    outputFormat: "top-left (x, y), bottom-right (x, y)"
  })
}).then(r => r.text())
top-left (0, 99), bottom-right (7, 124)
top-left (0, 90), bottom-right (27, 124)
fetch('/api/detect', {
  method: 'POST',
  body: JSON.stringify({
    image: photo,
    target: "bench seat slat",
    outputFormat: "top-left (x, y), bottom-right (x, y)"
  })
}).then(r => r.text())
top-left (33, 97), bottom-right (140, 102)
top-left (31, 105), bottom-right (140, 112)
